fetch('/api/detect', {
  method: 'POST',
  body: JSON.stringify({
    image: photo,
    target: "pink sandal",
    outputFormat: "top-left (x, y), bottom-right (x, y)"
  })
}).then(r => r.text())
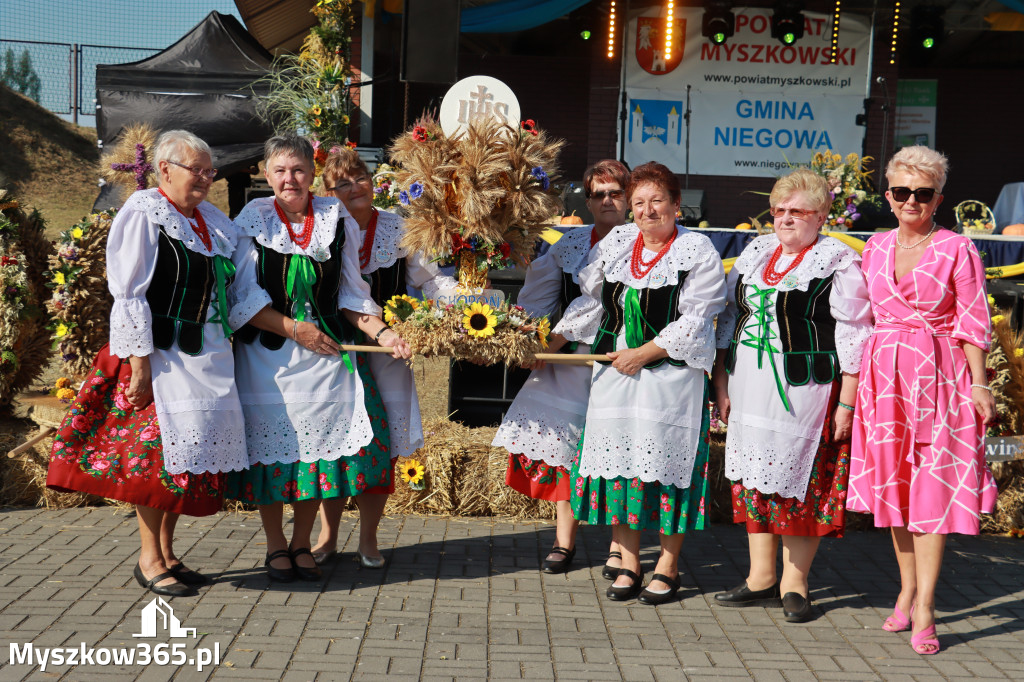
top-left (882, 604), bottom-right (913, 632)
top-left (911, 624), bottom-right (940, 655)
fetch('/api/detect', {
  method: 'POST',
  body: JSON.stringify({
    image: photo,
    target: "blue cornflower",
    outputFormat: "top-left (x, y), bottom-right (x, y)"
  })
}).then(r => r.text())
top-left (409, 181), bottom-right (424, 200)
top-left (399, 190), bottom-right (410, 205)
top-left (531, 166), bottom-right (550, 191)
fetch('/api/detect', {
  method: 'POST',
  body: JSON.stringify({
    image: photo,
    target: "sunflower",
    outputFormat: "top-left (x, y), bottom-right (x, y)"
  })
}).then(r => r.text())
top-left (463, 302), bottom-right (498, 338)
top-left (384, 294), bottom-right (419, 324)
top-left (400, 458), bottom-right (426, 486)
top-left (536, 317), bottom-right (550, 349)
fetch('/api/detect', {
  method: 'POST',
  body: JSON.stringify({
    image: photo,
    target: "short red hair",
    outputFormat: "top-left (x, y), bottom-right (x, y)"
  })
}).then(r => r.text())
top-left (584, 159), bottom-right (630, 196)
top-left (627, 162), bottom-right (680, 204)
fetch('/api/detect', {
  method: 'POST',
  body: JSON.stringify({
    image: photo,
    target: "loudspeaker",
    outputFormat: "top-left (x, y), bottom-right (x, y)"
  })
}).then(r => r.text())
top-left (678, 189), bottom-right (705, 225)
top-left (401, 0), bottom-right (461, 84)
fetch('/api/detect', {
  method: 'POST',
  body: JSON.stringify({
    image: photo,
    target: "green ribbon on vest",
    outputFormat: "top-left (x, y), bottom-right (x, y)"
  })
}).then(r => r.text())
top-left (287, 254), bottom-right (353, 374)
top-left (210, 255), bottom-right (236, 339)
top-left (623, 287), bottom-right (658, 350)
top-left (739, 284), bottom-right (791, 411)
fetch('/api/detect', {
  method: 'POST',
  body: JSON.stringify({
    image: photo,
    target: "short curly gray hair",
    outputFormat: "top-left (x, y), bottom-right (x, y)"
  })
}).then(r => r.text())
top-left (153, 130), bottom-right (212, 167)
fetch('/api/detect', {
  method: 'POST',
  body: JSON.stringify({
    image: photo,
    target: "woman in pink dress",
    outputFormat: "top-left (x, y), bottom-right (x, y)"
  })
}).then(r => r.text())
top-left (848, 146), bottom-right (997, 655)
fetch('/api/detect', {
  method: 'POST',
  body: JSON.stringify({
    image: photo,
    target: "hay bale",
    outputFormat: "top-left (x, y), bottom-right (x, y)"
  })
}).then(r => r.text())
top-left (983, 459), bottom-right (1024, 534)
top-left (0, 418), bottom-right (101, 508)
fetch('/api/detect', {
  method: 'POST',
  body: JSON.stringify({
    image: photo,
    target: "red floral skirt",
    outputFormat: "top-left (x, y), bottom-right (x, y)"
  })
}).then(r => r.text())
top-left (505, 453), bottom-right (571, 502)
top-left (731, 385), bottom-right (849, 537)
top-left (46, 345), bottom-right (224, 516)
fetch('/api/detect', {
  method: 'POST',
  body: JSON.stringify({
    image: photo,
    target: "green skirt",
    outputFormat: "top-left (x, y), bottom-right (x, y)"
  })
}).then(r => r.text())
top-left (225, 354), bottom-right (391, 505)
top-left (570, 392), bottom-right (710, 535)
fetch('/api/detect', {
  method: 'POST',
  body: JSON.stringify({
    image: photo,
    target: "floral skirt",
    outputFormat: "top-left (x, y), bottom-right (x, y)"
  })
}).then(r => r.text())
top-left (46, 345), bottom-right (224, 516)
top-left (732, 386), bottom-right (850, 537)
top-left (569, 400), bottom-right (711, 535)
top-left (505, 454), bottom-right (571, 502)
top-left (225, 354), bottom-right (392, 505)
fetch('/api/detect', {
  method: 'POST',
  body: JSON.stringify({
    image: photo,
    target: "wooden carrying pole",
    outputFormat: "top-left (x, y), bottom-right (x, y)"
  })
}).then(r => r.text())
top-left (339, 346), bottom-right (608, 365)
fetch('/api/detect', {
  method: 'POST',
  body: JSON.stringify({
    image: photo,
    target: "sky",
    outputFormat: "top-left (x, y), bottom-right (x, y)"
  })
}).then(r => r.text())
top-left (2, 0), bottom-right (244, 126)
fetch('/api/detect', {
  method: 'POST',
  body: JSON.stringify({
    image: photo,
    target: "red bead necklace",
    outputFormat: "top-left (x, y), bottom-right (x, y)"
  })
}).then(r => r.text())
top-left (158, 188), bottom-right (211, 250)
top-left (359, 209), bottom-right (379, 269)
top-left (762, 242), bottom-right (815, 286)
top-left (630, 230), bottom-right (676, 279)
top-left (274, 194), bottom-right (315, 249)
top-left (590, 228), bottom-right (600, 248)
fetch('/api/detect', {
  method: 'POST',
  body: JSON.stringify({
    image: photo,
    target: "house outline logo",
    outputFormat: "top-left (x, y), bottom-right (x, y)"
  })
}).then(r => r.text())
top-left (133, 597), bottom-right (197, 639)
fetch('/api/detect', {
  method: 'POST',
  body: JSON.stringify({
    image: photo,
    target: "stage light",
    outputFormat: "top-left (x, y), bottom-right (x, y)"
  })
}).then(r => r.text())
top-left (829, 0), bottom-right (841, 64)
top-left (665, 1), bottom-right (675, 60)
top-left (702, 1), bottom-right (735, 45)
top-left (771, 0), bottom-right (805, 46)
top-left (607, 1), bottom-right (617, 59)
top-left (889, 1), bottom-right (901, 65)
top-left (911, 5), bottom-right (945, 50)
top-left (580, 30), bottom-right (592, 40)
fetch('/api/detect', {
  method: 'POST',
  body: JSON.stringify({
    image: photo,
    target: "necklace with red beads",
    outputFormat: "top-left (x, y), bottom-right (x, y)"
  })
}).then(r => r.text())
top-left (359, 209), bottom-right (379, 269)
top-left (762, 242), bottom-right (815, 286)
top-left (158, 188), bottom-right (211, 250)
top-left (274, 195), bottom-right (315, 249)
top-left (630, 230), bottom-right (676, 279)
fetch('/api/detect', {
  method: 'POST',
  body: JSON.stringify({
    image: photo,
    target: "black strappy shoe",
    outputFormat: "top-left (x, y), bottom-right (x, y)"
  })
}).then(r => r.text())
top-left (602, 551), bottom-right (623, 580)
top-left (289, 547), bottom-right (323, 581)
top-left (606, 568), bottom-right (645, 601)
top-left (638, 573), bottom-right (681, 606)
top-left (264, 549), bottom-right (296, 583)
top-left (541, 546), bottom-right (576, 574)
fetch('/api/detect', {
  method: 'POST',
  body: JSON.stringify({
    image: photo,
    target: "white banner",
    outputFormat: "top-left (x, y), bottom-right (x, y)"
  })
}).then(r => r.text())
top-left (623, 7), bottom-right (872, 177)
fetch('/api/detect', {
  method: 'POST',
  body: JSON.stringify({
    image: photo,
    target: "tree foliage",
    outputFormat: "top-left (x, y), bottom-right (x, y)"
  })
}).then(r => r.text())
top-left (1, 49), bottom-right (42, 103)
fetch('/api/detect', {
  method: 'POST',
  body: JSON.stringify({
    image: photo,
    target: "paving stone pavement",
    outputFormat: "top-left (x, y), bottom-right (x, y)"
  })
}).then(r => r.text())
top-left (0, 506), bottom-right (1022, 681)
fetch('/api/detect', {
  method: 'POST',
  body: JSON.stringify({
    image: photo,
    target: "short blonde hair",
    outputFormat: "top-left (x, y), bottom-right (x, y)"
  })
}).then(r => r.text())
top-left (886, 145), bottom-right (948, 191)
top-left (322, 148), bottom-right (369, 190)
top-left (769, 168), bottom-right (831, 213)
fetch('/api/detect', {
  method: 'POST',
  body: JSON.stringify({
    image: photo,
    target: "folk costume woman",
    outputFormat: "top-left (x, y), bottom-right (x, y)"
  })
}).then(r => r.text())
top-left (493, 160), bottom-right (630, 576)
top-left (311, 148), bottom-right (456, 568)
top-left (225, 135), bottom-right (411, 583)
top-left (711, 169), bottom-right (872, 623)
top-left (48, 130), bottom-right (247, 597)
top-left (549, 162), bottom-right (726, 605)
top-left (848, 146), bottom-right (997, 655)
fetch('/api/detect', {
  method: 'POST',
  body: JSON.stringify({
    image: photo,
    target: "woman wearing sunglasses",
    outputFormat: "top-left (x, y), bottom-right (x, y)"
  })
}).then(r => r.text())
top-left (848, 146), bottom-right (996, 654)
top-left (494, 159), bottom-right (629, 576)
top-left (711, 168), bottom-right (872, 622)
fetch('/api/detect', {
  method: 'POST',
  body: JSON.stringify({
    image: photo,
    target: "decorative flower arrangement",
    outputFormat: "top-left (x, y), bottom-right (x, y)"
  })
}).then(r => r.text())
top-left (100, 124), bottom-right (158, 202)
top-left (389, 115), bottom-right (563, 290)
top-left (52, 376), bottom-right (76, 403)
top-left (0, 188), bottom-right (53, 410)
top-left (400, 457), bottom-right (426, 491)
top-left (809, 151), bottom-right (881, 231)
top-left (371, 162), bottom-right (402, 211)
top-left (386, 295), bottom-right (550, 365)
top-left (985, 297), bottom-right (1024, 439)
top-left (256, 1), bottom-right (357, 154)
top-left (45, 211), bottom-right (116, 378)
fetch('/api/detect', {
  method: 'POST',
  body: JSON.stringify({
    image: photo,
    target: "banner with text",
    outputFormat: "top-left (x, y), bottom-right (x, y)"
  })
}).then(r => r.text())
top-left (623, 7), bottom-right (872, 177)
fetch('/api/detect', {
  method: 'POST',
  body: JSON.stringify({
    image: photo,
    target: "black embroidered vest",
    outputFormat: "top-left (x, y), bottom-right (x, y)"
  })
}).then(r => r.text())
top-left (365, 258), bottom-right (408, 306)
top-left (146, 227), bottom-right (223, 356)
top-left (725, 274), bottom-right (840, 385)
top-left (556, 270), bottom-right (584, 353)
top-left (591, 271), bottom-right (690, 369)
top-left (235, 221), bottom-right (355, 349)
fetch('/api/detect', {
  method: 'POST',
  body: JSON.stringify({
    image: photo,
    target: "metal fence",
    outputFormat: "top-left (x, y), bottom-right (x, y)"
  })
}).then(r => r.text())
top-left (0, 39), bottom-right (158, 126)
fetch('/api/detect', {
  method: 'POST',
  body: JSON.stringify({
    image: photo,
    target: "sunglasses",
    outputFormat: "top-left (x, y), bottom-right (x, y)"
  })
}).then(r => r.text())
top-left (768, 207), bottom-right (817, 219)
top-left (890, 186), bottom-right (937, 203)
top-left (587, 189), bottom-right (625, 200)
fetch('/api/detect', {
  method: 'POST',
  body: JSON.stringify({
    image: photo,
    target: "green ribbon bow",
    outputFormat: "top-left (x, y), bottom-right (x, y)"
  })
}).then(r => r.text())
top-left (623, 287), bottom-right (658, 350)
top-left (210, 255), bottom-right (236, 339)
top-left (739, 284), bottom-right (791, 411)
top-left (287, 254), bottom-right (353, 374)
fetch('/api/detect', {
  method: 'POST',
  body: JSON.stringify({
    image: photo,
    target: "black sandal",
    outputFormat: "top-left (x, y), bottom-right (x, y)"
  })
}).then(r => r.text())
top-left (290, 547), bottom-right (323, 581)
top-left (541, 545), bottom-right (576, 574)
top-left (606, 568), bottom-right (645, 601)
top-left (602, 551), bottom-right (623, 581)
top-left (265, 549), bottom-right (295, 583)
top-left (638, 573), bottom-right (681, 606)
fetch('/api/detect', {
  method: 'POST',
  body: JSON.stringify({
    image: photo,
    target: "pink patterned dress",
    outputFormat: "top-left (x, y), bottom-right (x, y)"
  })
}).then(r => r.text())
top-left (848, 229), bottom-right (997, 534)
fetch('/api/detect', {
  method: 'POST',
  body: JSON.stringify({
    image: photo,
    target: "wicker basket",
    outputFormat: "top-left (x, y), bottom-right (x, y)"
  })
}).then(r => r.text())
top-left (955, 199), bottom-right (996, 235)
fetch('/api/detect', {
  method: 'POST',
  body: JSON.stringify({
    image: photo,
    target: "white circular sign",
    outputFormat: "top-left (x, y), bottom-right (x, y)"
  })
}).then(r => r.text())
top-left (438, 75), bottom-right (521, 137)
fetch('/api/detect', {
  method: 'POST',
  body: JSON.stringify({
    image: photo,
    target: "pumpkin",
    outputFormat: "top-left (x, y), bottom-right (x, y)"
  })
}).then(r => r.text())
top-left (560, 211), bottom-right (584, 225)
top-left (1003, 223), bottom-right (1024, 236)
top-left (736, 222), bottom-right (753, 231)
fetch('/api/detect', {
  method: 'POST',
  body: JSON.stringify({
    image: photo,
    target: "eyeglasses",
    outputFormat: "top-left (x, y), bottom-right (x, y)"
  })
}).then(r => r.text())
top-left (768, 207), bottom-right (817, 219)
top-left (328, 176), bottom-right (372, 193)
top-left (890, 186), bottom-right (937, 203)
top-left (166, 160), bottom-right (217, 180)
top-left (587, 189), bottom-right (625, 200)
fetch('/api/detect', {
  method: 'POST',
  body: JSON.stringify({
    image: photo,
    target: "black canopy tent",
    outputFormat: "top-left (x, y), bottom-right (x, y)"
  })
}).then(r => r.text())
top-left (94, 11), bottom-right (275, 213)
